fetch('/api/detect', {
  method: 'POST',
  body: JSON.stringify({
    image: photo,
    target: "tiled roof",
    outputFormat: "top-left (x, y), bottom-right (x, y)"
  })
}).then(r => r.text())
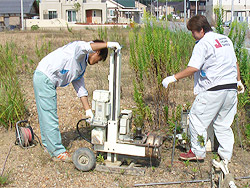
top-left (0, 0), bottom-right (36, 14)
top-left (113, 0), bottom-right (135, 8)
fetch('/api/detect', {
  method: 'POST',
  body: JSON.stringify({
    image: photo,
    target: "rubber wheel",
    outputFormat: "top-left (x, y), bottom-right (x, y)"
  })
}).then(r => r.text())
top-left (73, 148), bottom-right (96, 171)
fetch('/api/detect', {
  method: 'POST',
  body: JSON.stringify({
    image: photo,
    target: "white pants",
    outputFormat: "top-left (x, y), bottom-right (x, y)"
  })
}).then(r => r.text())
top-left (189, 89), bottom-right (237, 160)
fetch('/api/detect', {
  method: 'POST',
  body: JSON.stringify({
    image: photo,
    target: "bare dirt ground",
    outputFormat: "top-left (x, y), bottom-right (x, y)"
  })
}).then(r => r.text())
top-left (0, 31), bottom-right (250, 188)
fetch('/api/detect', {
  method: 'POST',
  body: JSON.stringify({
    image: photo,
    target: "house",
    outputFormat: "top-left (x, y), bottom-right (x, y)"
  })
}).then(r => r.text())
top-left (135, 1), bottom-right (147, 20)
top-left (0, 0), bottom-right (39, 30)
top-left (206, 0), bottom-right (250, 25)
top-left (39, 0), bottom-right (107, 24)
top-left (150, 1), bottom-right (183, 19)
top-left (187, 0), bottom-right (206, 18)
top-left (168, 1), bottom-right (184, 18)
top-left (106, 0), bottom-right (144, 23)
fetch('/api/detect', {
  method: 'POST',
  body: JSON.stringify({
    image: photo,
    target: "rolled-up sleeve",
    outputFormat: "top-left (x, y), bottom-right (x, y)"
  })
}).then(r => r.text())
top-left (72, 76), bottom-right (88, 97)
top-left (75, 41), bottom-right (95, 59)
top-left (188, 42), bottom-right (207, 70)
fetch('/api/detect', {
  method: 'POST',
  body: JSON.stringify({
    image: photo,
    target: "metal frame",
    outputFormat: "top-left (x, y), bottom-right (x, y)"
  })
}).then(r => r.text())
top-left (93, 50), bottom-right (147, 161)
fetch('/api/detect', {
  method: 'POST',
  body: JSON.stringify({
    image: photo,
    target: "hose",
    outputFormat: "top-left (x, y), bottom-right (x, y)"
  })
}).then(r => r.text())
top-left (76, 118), bottom-right (93, 144)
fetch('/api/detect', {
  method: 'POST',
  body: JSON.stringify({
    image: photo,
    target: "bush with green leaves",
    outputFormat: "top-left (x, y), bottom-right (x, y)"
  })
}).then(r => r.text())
top-left (31, 24), bottom-right (39, 31)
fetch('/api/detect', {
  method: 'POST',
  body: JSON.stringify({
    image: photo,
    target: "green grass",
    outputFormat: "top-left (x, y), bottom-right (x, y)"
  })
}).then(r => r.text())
top-left (0, 42), bottom-right (27, 128)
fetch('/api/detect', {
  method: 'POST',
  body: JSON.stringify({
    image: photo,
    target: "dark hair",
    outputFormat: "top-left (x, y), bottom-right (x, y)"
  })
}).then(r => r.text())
top-left (187, 15), bottom-right (213, 33)
top-left (93, 39), bottom-right (108, 61)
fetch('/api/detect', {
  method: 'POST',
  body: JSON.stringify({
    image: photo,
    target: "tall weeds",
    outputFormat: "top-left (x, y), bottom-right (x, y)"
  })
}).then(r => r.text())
top-left (129, 18), bottom-right (194, 130)
top-left (0, 42), bottom-right (26, 128)
top-left (214, 8), bottom-right (224, 34)
top-left (216, 16), bottom-right (250, 146)
top-left (228, 21), bottom-right (250, 146)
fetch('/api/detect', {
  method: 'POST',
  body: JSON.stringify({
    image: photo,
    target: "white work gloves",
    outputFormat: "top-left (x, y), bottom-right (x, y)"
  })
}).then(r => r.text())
top-left (107, 42), bottom-right (121, 52)
top-left (85, 109), bottom-right (94, 123)
top-left (237, 80), bottom-right (245, 94)
top-left (162, 75), bottom-right (177, 88)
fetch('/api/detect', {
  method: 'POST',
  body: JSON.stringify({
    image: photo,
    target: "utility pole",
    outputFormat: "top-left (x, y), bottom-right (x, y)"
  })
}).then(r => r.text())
top-left (184, 0), bottom-right (186, 24)
top-left (21, 0), bottom-right (24, 30)
top-left (116, 0), bottom-right (119, 23)
top-left (195, 0), bottom-right (198, 15)
top-left (165, 0), bottom-right (167, 19)
top-left (157, 0), bottom-right (159, 20)
top-left (231, 0), bottom-right (234, 22)
top-left (219, 0), bottom-right (222, 15)
top-left (151, 0), bottom-right (152, 16)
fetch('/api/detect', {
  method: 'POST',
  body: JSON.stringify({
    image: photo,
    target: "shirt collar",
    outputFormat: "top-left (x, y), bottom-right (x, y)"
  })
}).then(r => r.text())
top-left (195, 40), bottom-right (200, 44)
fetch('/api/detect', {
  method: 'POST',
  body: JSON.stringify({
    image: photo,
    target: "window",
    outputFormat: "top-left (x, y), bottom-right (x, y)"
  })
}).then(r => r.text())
top-left (48, 11), bottom-right (57, 19)
top-left (110, 10), bottom-right (115, 16)
top-left (67, 10), bottom-right (76, 22)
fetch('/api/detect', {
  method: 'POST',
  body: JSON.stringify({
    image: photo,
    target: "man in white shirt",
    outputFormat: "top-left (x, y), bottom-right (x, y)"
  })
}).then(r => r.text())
top-left (33, 40), bottom-right (121, 162)
top-left (162, 15), bottom-right (244, 163)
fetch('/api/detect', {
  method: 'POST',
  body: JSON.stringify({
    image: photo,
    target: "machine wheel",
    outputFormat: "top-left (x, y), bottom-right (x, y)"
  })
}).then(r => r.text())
top-left (73, 148), bottom-right (96, 171)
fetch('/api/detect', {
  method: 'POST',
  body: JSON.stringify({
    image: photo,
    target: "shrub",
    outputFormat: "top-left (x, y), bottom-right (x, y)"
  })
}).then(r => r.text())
top-left (31, 25), bottom-right (39, 31)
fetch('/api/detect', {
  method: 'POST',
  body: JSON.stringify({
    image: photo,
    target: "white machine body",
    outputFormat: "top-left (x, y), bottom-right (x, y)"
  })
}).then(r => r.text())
top-left (90, 50), bottom-right (157, 161)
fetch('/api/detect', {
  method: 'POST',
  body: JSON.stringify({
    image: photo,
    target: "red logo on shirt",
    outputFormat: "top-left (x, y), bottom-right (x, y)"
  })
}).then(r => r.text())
top-left (215, 39), bottom-right (222, 48)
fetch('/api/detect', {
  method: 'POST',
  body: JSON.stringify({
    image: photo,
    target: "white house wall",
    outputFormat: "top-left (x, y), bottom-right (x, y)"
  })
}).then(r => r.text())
top-left (40, 0), bottom-right (107, 23)
top-left (39, 2), bottom-right (62, 19)
top-left (206, 0), bottom-right (250, 24)
top-left (82, 3), bottom-right (107, 23)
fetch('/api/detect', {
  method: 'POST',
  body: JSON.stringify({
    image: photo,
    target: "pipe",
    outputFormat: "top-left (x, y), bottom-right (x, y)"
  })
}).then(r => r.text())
top-left (235, 176), bottom-right (250, 180)
top-left (134, 179), bottom-right (211, 187)
top-left (133, 175), bottom-right (250, 187)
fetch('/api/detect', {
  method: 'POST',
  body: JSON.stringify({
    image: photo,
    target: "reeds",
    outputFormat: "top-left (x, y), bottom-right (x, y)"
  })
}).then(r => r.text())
top-left (215, 16), bottom-right (250, 146)
top-left (129, 18), bottom-right (194, 130)
top-left (228, 21), bottom-right (250, 146)
top-left (0, 42), bottom-right (26, 128)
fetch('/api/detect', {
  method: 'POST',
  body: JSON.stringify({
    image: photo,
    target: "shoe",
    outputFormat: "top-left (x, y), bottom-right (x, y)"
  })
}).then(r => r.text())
top-left (53, 151), bottom-right (72, 163)
top-left (179, 149), bottom-right (204, 161)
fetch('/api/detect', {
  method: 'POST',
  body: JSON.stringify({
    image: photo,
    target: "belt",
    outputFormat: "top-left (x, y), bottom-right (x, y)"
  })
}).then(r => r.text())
top-left (207, 83), bottom-right (237, 91)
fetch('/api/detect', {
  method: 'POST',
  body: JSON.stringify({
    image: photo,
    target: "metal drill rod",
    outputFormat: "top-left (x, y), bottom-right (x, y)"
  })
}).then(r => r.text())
top-left (171, 121), bottom-right (177, 167)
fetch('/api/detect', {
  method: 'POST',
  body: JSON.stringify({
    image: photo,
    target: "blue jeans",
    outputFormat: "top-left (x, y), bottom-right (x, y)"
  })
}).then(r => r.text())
top-left (33, 70), bottom-right (66, 157)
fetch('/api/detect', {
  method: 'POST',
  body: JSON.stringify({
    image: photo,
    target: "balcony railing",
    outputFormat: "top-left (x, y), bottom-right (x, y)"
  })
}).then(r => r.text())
top-left (199, 5), bottom-right (206, 11)
top-left (83, 0), bottom-right (106, 3)
top-left (43, 14), bottom-right (58, 20)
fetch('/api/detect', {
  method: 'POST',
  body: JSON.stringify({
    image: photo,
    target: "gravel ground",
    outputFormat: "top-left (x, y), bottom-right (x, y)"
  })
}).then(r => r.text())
top-left (0, 30), bottom-right (250, 188)
top-left (0, 73), bottom-right (250, 188)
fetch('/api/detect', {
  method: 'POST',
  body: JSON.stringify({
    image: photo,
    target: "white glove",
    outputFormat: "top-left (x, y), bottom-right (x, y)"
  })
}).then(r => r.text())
top-left (107, 42), bottom-right (121, 51)
top-left (162, 75), bottom-right (177, 88)
top-left (237, 80), bottom-right (245, 94)
top-left (85, 109), bottom-right (94, 123)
